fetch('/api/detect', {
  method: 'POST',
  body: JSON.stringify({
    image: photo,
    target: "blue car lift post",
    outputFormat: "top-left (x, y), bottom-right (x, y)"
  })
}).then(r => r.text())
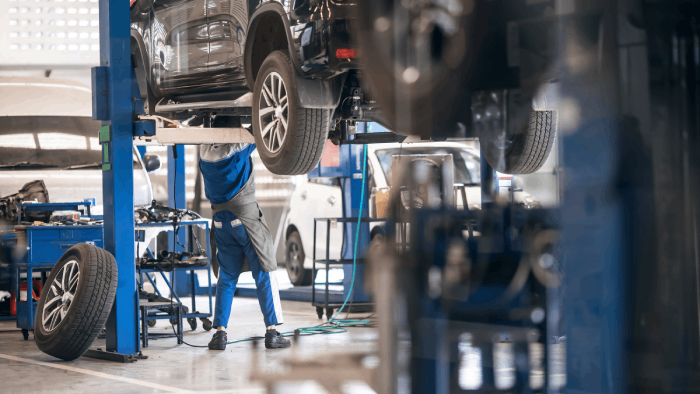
top-left (85, 0), bottom-right (143, 362)
top-left (309, 123), bottom-right (374, 314)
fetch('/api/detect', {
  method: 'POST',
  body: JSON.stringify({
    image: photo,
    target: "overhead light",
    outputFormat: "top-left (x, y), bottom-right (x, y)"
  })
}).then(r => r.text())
top-left (79, 19), bottom-right (88, 26)
top-left (9, 20), bottom-right (19, 26)
top-left (9, 7), bottom-right (18, 13)
top-left (91, 44), bottom-right (99, 51)
top-left (68, 44), bottom-right (78, 51)
top-left (90, 19), bottom-right (98, 26)
top-left (80, 44), bottom-right (89, 51)
top-left (9, 44), bottom-right (19, 50)
top-left (90, 7), bottom-right (98, 14)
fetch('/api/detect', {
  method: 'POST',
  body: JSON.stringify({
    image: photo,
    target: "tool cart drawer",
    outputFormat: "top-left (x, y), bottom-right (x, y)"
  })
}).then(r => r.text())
top-left (26, 226), bottom-right (104, 265)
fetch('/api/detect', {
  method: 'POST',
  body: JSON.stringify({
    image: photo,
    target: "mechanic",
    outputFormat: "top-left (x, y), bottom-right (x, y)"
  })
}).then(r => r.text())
top-left (200, 140), bottom-right (290, 351)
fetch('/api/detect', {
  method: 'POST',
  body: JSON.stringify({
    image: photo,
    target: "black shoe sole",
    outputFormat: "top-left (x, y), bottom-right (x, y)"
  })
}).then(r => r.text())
top-left (208, 344), bottom-right (226, 350)
top-left (265, 341), bottom-right (291, 349)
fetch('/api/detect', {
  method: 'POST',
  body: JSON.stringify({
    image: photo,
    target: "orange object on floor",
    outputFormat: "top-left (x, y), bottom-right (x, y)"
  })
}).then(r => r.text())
top-left (10, 280), bottom-right (42, 316)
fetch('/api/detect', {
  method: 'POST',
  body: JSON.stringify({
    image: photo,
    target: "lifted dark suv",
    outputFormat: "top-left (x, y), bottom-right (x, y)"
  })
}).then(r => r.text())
top-left (130, 0), bottom-right (381, 175)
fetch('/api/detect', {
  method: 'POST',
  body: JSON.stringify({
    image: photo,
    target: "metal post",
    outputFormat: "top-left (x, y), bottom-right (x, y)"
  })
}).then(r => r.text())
top-left (168, 145), bottom-right (188, 296)
top-left (341, 142), bottom-right (371, 304)
top-left (98, 0), bottom-right (138, 355)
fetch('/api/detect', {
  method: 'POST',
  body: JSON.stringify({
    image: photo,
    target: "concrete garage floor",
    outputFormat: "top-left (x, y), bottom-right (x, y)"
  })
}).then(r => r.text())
top-left (0, 296), bottom-right (378, 394)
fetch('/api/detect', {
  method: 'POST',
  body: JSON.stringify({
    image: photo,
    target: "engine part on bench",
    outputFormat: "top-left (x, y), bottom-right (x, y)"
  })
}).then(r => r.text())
top-left (137, 251), bottom-right (208, 272)
top-left (135, 200), bottom-right (202, 223)
top-left (0, 180), bottom-right (50, 223)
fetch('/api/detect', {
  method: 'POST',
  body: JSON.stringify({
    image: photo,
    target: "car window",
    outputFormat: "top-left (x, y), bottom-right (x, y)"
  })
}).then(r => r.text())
top-left (0, 116), bottom-right (103, 169)
top-left (374, 147), bottom-right (480, 186)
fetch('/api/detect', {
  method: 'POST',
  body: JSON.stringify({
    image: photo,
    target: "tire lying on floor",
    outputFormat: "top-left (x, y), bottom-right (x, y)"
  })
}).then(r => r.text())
top-left (480, 110), bottom-right (556, 175)
top-left (252, 50), bottom-right (330, 175)
top-left (34, 243), bottom-right (118, 361)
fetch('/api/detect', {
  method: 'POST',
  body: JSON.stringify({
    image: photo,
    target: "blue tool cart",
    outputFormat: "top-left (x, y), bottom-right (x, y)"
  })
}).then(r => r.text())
top-left (135, 219), bottom-right (213, 344)
top-left (5, 201), bottom-right (103, 340)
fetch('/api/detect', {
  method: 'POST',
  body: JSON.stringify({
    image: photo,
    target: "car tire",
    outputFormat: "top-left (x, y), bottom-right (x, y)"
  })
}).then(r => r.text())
top-left (34, 244), bottom-right (118, 361)
top-left (286, 231), bottom-right (312, 287)
top-left (252, 50), bottom-right (330, 175)
top-left (481, 110), bottom-right (556, 175)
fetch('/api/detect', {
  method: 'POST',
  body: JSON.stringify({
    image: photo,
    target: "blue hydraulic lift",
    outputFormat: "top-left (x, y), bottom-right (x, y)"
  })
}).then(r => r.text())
top-left (89, 0), bottom-right (231, 360)
top-left (88, 0), bottom-right (140, 359)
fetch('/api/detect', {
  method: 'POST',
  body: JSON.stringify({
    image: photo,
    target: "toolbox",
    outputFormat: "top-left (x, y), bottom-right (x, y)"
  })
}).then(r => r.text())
top-left (2, 201), bottom-right (103, 339)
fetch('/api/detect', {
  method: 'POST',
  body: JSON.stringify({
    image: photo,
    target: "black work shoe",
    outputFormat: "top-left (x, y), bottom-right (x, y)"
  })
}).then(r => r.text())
top-left (208, 331), bottom-right (227, 350)
top-left (265, 329), bottom-right (291, 349)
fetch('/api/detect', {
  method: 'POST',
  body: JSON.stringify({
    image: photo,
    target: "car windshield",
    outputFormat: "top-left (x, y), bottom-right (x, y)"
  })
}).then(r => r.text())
top-left (374, 147), bottom-right (480, 186)
top-left (0, 116), bottom-right (141, 169)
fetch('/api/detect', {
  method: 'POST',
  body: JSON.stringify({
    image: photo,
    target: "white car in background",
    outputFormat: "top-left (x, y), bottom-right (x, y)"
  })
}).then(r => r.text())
top-left (0, 77), bottom-right (162, 293)
top-left (282, 142), bottom-right (541, 286)
top-left (0, 77), bottom-right (158, 213)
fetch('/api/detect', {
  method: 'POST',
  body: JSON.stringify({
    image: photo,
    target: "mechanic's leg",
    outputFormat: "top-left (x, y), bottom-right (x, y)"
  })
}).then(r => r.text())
top-left (243, 241), bottom-right (284, 327)
top-left (242, 241), bottom-right (290, 349)
top-left (211, 220), bottom-right (245, 333)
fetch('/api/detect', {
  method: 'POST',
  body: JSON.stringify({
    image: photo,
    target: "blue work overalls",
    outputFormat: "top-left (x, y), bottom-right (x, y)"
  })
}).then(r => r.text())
top-left (200, 143), bottom-right (284, 328)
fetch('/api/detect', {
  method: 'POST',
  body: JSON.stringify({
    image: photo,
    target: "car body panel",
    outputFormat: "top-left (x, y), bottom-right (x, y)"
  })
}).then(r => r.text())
top-left (0, 77), bottom-right (154, 214)
top-left (130, 0), bottom-right (361, 99)
top-left (285, 178), bottom-right (343, 268)
top-left (0, 77), bottom-right (93, 117)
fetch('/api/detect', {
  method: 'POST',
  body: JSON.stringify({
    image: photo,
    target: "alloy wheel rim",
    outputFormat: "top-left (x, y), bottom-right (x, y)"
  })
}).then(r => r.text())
top-left (42, 260), bottom-right (80, 332)
top-left (258, 72), bottom-right (289, 154)
top-left (288, 243), bottom-right (301, 278)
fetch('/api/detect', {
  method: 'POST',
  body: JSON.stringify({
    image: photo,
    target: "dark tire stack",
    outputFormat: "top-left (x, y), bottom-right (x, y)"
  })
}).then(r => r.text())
top-left (34, 244), bottom-right (118, 361)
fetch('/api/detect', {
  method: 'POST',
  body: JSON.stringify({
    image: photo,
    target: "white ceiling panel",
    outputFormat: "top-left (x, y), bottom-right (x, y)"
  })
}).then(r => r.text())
top-left (0, 0), bottom-right (100, 66)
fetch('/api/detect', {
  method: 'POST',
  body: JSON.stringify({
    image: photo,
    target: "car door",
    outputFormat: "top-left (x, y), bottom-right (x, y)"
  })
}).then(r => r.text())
top-left (151, 0), bottom-right (210, 91)
top-left (290, 178), bottom-right (343, 267)
top-left (205, 0), bottom-right (247, 81)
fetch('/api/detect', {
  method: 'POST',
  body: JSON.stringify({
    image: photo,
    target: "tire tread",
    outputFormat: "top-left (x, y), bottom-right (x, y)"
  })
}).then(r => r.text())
top-left (35, 244), bottom-right (118, 361)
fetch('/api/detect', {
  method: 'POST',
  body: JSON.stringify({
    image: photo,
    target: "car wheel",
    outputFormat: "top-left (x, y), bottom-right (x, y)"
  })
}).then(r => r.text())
top-left (252, 50), bottom-right (330, 175)
top-left (481, 110), bottom-right (556, 175)
top-left (286, 231), bottom-right (312, 287)
top-left (34, 244), bottom-right (118, 361)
